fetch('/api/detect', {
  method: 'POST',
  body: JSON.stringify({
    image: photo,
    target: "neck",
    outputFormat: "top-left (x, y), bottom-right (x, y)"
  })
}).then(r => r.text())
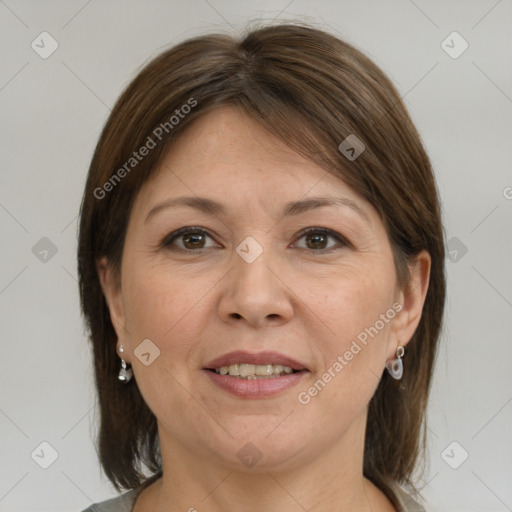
top-left (134, 413), bottom-right (395, 512)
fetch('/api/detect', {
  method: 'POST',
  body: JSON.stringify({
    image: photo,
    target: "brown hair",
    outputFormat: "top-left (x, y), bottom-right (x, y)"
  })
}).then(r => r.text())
top-left (78, 21), bottom-right (446, 507)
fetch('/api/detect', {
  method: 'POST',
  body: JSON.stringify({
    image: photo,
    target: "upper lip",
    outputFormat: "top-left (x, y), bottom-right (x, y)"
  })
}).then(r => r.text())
top-left (204, 350), bottom-right (308, 371)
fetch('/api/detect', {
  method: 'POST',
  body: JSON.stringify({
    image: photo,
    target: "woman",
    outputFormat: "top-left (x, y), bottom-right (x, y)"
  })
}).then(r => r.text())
top-left (78, 22), bottom-right (445, 512)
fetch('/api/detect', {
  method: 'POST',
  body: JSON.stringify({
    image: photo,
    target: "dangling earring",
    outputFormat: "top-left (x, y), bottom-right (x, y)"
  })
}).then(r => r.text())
top-left (118, 345), bottom-right (133, 383)
top-left (386, 345), bottom-right (404, 380)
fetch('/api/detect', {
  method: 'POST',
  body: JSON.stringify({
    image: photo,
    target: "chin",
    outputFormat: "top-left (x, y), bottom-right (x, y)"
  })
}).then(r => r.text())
top-left (208, 425), bottom-right (311, 472)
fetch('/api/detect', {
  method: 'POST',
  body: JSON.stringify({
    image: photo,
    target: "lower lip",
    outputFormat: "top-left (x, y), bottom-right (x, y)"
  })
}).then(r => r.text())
top-left (203, 369), bottom-right (308, 398)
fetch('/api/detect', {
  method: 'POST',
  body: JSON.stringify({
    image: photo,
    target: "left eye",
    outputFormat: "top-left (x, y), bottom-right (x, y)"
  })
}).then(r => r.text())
top-left (293, 228), bottom-right (348, 251)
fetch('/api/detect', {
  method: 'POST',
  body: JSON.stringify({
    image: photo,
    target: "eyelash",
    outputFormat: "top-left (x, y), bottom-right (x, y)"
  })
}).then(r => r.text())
top-left (161, 226), bottom-right (349, 253)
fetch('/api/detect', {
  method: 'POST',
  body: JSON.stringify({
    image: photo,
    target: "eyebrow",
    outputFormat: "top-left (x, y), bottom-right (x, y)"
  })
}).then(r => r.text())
top-left (145, 195), bottom-right (370, 224)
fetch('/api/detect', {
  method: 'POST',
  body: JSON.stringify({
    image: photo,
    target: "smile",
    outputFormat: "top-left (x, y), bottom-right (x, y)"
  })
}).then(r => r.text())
top-left (212, 363), bottom-right (297, 379)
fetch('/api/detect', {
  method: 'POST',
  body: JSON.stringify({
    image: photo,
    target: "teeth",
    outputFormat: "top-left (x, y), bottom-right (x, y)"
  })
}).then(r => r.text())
top-left (256, 364), bottom-right (273, 376)
top-left (228, 364), bottom-right (240, 376)
top-left (240, 364), bottom-right (256, 377)
top-left (214, 363), bottom-right (297, 378)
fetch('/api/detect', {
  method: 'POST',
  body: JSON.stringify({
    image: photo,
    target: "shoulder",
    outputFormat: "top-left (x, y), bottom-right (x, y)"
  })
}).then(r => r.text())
top-left (392, 484), bottom-right (428, 512)
top-left (79, 489), bottom-right (139, 512)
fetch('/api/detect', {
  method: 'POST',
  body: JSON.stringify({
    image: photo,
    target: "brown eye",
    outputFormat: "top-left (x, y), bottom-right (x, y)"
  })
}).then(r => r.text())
top-left (182, 232), bottom-right (206, 249)
top-left (305, 232), bottom-right (328, 250)
top-left (294, 228), bottom-right (348, 252)
top-left (162, 227), bottom-right (217, 251)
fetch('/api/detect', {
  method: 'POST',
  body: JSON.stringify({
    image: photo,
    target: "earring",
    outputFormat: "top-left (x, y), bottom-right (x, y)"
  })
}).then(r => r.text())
top-left (117, 345), bottom-right (133, 383)
top-left (386, 345), bottom-right (404, 380)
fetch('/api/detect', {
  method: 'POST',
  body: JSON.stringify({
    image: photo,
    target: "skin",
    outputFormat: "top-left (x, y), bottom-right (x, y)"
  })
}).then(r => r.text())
top-left (98, 106), bottom-right (430, 512)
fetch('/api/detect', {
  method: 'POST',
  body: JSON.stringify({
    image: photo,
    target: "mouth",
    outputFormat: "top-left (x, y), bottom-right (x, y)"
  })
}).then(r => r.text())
top-left (205, 363), bottom-right (301, 380)
top-left (203, 350), bottom-right (309, 396)
top-left (204, 350), bottom-right (308, 376)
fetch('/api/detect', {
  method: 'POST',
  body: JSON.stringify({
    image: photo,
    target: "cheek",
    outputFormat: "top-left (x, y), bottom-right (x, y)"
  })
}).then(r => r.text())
top-left (316, 263), bottom-right (396, 338)
top-left (120, 264), bottom-right (204, 414)
top-left (312, 267), bottom-right (396, 391)
top-left (122, 261), bottom-right (202, 341)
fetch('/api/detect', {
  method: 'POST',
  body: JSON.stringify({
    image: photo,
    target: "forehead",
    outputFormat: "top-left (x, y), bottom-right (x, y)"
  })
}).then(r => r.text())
top-left (168, 107), bottom-right (327, 183)
top-left (134, 106), bottom-right (369, 210)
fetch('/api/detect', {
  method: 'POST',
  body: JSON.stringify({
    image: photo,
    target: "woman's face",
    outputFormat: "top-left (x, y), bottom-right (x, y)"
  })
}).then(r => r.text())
top-left (101, 106), bottom-right (426, 472)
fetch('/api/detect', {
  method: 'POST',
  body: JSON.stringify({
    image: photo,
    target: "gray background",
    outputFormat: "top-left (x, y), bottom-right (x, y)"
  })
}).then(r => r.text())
top-left (1, 1), bottom-right (511, 511)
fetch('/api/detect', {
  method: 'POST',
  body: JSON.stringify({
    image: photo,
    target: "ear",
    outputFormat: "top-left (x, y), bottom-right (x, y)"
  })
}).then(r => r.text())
top-left (388, 250), bottom-right (431, 359)
top-left (97, 256), bottom-right (128, 356)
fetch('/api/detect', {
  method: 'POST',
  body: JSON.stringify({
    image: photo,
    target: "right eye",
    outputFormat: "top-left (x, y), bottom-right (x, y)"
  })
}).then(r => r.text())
top-left (161, 227), bottom-right (220, 251)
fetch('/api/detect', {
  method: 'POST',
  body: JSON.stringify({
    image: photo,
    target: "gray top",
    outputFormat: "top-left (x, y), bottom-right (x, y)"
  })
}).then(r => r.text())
top-left (80, 483), bottom-right (427, 511)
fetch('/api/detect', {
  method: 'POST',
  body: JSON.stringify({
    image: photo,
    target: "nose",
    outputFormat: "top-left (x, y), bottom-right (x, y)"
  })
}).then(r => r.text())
top-left (217, 247), bottom-right (294, 328)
